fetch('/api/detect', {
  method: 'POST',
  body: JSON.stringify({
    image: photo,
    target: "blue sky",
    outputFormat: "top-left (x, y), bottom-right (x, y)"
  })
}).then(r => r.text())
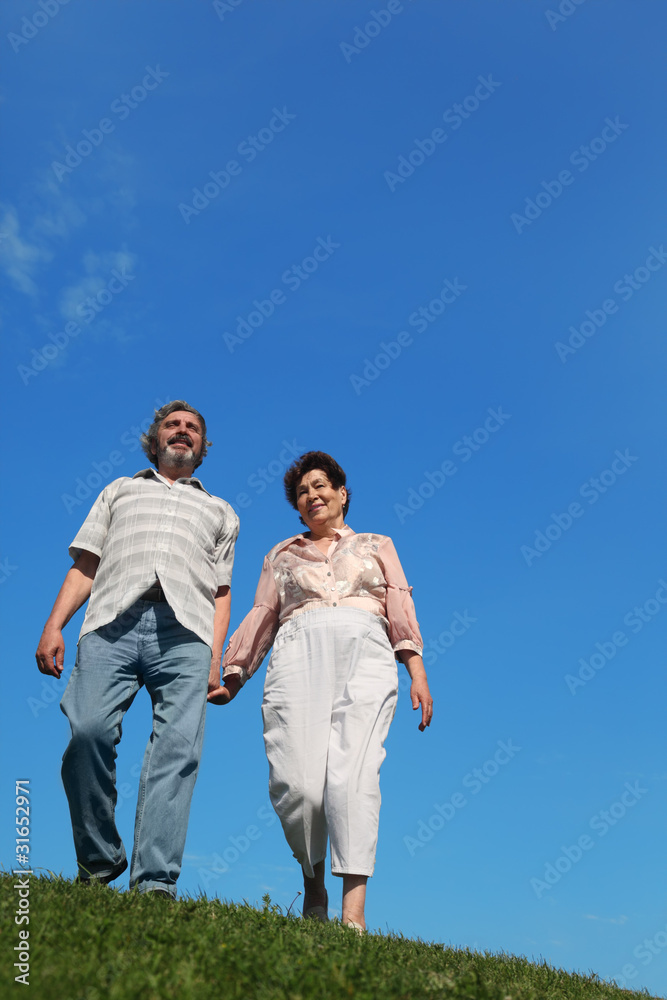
top-left (1, 0), bottom-right (665, 994)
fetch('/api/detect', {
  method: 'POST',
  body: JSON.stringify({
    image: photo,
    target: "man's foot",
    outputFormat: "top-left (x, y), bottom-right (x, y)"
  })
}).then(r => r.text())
top-left (143, 887), bottom-right (175, 901)
top-left (302, 861), bottom-right (328, 920)
top-left (303, 901), bottom-right (329, 922)
top-left (77, 857), bottom-right (128, 886)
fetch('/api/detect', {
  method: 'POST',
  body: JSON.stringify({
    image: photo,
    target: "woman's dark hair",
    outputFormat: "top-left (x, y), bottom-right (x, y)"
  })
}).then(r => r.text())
top-left (284, 451), bottom-right (351, 524)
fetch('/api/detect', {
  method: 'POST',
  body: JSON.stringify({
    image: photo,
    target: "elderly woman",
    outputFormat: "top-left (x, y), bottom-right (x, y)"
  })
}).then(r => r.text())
top-left (209, 452), bottom-right (433, 930)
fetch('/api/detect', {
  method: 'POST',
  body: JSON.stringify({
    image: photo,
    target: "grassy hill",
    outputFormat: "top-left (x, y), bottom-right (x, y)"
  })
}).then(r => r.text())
top-left (0, 874), bottom-right (658, 999)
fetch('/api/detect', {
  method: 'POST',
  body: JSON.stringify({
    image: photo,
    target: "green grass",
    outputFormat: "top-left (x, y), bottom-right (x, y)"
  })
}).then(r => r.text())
top-left (0, 874), bottom-right (658, 1000)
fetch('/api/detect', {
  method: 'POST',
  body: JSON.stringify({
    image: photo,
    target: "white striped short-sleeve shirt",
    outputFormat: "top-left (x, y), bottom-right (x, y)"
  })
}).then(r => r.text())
top-left (70, 469), bottom-right (240, 647)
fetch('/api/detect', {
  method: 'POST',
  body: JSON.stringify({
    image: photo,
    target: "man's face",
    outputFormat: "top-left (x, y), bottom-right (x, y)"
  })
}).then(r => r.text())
top-left (152, 410), bottom-right (204, 471)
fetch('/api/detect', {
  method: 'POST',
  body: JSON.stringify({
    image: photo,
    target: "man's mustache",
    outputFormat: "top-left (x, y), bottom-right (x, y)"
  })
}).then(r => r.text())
top-left (167, 435), bottom-right (193, 447)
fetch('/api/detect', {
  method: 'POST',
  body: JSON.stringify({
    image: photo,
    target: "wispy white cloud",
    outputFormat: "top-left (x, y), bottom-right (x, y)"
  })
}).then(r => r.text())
top-left (59, 250), bottom-right (137, 322)
top-left (0, 206), bottom-right (53, 296)
top-left (2, 150), bottom-right (138, 304)
top-left (58, 248), bottom-right (138, 345)
top-left (583, 914), bottom-right (628, 925)
top-left (31, 182), bottom-right (87, 242)
top-left (183, 853), bottom-right (217, 866)
top-left (0, 173), bottom-right (89, 298)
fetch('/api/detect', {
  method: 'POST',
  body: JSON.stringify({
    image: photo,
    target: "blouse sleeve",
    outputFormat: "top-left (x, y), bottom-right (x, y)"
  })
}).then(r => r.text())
top-left (222, 556), bottom-right (281, 685)
top-left (377, 536), bottom-right (423, 656)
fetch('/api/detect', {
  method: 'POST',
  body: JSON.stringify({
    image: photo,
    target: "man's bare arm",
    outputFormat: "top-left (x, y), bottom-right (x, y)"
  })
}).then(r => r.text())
top-left (208, 585), bottom-right (231, 694)
top-left (35, 550), bottom-right (100, 678)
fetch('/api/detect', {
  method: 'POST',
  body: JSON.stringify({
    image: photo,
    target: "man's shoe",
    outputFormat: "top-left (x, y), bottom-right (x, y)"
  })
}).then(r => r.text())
top-left (77, 857), bottom-right (128, 886)
top-left (143, 887), bottom-right (175, 901)
top-left (303, 889), bottom-right (328, 922)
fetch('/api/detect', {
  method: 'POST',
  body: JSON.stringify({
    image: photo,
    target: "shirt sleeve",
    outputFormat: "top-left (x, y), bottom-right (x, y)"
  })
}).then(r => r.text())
top-left (377, 536), bottom-right (423, 655)
top-left (222, 556), bottom-right (281, 685)
top-left (68, 482), bottom-right (118, 561)
top-left (214, 507), bottom-right (240, 588)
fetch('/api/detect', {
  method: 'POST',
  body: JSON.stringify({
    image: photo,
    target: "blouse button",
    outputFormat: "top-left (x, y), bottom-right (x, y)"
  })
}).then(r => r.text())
top-left (327, 572), bottom-right (331, 577)
top-left (333, 602), bottom-right (337, 607)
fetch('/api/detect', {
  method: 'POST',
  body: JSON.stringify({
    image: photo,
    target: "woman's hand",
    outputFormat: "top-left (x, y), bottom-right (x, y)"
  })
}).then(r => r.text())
top-left (207, 674), bottom-right (242, 705)
top-left (398, 651), bottom-right (433, 731)
top-left (410, 674), bottom-right (433, 732)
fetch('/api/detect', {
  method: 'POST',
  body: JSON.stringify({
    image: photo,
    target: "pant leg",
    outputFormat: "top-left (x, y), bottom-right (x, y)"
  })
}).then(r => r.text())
top-left (130, 602), bottom-right (211, 895)
top-left (326, 614), bottom-right (398, 877)
top-left (60, 613), bottom-right (143, 880)
top-left (262, 615), bottom-right (334, 879)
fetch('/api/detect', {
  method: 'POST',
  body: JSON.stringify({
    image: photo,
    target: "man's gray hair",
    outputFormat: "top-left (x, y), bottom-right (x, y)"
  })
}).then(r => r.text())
top-left (140, 400), bottom-right (211, 470)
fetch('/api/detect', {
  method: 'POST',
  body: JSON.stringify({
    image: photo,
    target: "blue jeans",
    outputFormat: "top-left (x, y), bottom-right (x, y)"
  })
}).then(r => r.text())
top-left (60, 600), bottom-right (211, 896)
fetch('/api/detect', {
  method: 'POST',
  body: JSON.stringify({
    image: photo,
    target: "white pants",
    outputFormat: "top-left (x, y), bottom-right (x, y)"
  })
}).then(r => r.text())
top-left (262, 607), bottom-right (398, 878)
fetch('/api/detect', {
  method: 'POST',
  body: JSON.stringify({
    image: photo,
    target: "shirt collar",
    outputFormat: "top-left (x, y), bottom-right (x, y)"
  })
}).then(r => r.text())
top-left (297, 523), bottom-right (354, 544)
top-left (133, 467), bottom-right (211, 495)
top-left (271, 524), bottom-right (355, 559)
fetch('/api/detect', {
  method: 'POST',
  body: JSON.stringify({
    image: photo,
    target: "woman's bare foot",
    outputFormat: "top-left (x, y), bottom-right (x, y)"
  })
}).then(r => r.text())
top-left (342, 873), bottom-right (367, 930)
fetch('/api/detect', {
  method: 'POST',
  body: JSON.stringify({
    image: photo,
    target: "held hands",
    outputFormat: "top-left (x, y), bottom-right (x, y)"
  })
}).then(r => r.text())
top-left (207, 673), bottom-right (242, 706)
top-left (35, 624), bottom-right (66, 678)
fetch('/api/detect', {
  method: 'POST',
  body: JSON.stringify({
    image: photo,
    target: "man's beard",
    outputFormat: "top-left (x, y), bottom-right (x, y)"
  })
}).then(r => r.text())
top-left (158, 442), bottom-right (197, 469)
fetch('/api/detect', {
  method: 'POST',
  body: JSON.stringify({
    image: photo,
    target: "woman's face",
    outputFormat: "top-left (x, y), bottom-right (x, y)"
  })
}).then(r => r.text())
top-left (296, 468), bottom-right (347, 532)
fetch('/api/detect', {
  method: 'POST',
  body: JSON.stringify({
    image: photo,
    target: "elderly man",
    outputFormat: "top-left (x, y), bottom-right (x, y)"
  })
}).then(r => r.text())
top-left (35, 401), bottom-right (239, 899)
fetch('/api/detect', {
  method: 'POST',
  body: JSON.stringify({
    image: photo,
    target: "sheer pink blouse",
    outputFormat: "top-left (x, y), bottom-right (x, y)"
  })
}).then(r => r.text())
top-left (222, 525), bottom-right (423, 685)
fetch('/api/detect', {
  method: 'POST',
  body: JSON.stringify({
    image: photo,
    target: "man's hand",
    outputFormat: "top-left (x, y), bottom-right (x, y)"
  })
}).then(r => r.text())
top-left (35, 624), bottom-right (66, 678)
top-left (207, 674), bottom-right (242, 706)
top-left (35, 550), bottom-right (99, 679)
top-left (208, 662), bottom-right (222, 695)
